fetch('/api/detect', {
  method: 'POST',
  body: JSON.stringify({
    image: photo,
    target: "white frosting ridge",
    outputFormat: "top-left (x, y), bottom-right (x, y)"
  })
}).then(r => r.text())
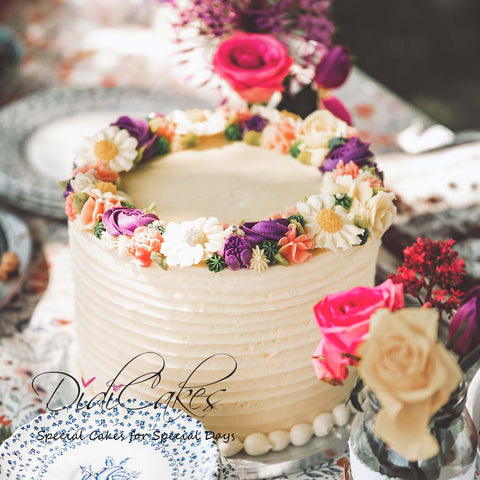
top-left (71, 225), bottom-right (380, 438)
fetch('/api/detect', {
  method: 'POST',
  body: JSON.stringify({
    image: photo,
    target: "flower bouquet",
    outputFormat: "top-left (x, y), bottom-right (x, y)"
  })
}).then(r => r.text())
top-left (161, 0), bottom-right (352, 119)
top-left (312, 237), bottom-right (479, 479)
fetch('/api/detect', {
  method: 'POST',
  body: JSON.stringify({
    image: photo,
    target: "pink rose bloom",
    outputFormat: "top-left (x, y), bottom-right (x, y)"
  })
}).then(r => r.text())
top-left (312, 279), bottom-right (404, 385)
top-left (278, 224), bottom-right (315, 265)
top-left (213, 32), bottom-right (293, 103)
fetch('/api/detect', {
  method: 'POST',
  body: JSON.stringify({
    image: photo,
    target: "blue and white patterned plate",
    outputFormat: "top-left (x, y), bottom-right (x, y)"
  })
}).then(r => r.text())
top-left (0, 87), bottom-right (212, 219)
top-left (0, 401), bottom-right (221, 480)
top-left (220, 458), bottom-right (240, 480)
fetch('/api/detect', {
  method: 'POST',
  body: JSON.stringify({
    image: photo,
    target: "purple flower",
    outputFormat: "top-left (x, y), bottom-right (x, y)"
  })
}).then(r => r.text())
top-left (223, 235), bottom-right (252, 271)
top-left (241, 218), bottom-right (289, 244)
top-left (449, 286), bottom-right (480, 356)
top-left (321, 137), bottom-right (374, 172)
top-left (243, 115), bottom-right (268, 133)
top-left (112, 116), bottom-right (157, 161)
top-left (102, 208), bottom-right (158, 237)
top-left (63, 180), bottom-right (74, 198)
top-left (314, 46), bottom-right (351, 89)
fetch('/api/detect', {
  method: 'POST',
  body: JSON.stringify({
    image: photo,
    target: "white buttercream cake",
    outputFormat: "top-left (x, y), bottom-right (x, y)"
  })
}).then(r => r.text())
top-left (65, 106), bottom-right (395, 455)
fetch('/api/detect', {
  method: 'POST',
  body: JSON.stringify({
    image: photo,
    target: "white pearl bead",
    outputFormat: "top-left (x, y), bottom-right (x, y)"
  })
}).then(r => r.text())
top-left (217, 436), bottom-right (244, 457)
top-left (268, 430), bottom-right (290, 451)
top-left (243, 433), bottom-right (271, 456)
top-left (332, 403), bottom-right (350, 427)
top-left (290, 423), bottom-right (314, 446)
top-left (313, 412), bottom-right (335, 437)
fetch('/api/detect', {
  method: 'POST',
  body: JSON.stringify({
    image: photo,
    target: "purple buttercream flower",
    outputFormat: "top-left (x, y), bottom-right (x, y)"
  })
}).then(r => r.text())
top-left (241, 218), bottom-right (289, 244)
top-left (102, 207), bottom-right (158, 237)
top-left (449, 286), bottom-right (480, 356)
top-left (63, 180), bottom-right (74, 198)
top-left (321, 137), bottom-right (374, 173)
top-left (112, 116), bottom-right (157, 161)
top-left (314, 46), bottom-right (351, 89)
top-left (243, 115), bottom-right (268, 133)
top-left (223, 235), bottom-right (252, 271)
top-left (321, 96), bottom-right (353, 126)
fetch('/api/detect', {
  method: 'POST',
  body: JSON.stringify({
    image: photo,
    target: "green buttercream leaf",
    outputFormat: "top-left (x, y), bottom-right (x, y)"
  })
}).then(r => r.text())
top-left (361, 166), bottom-right (381, 179)
top-left (115, 178), bottom-right (122, 189)
top-left (259, 241), bottom-right (279, 265)
top-left (149, 223), bottom-right (165, 234)
top-left (180, 133), bottom-right (199, 149)
top-left (334, 193), bottom-right (353, 210)
top-left (121, 200), bottom-right (136, 208)
top-left (289, 219), bottom-right (305, 235)
top-left (372, 187), bottom-right (387, 195)
top-left (0, 425), bottom-right (12, 443)
top-left (224, 123), bottom-right (243, 142)
top-left (327, 136), bottom-right (347, 150)
top-left (354, 215), bottom-right (369, 230)
top-left (244, 131), bottom-right (262, 146)
top-left (289, 141), bottom-right (302, 159)
top-left (154, 136), bottom-right (170, 156)
top-left (287, 214), bottom-right (306, 227)
top-left (274, 253), bottom-right (289, 267)
top-left (206, 253), bottom-right (227, 273)
top-left (93, 220), bottom-right (106, 240)
top-left (151, 252), bottom-right (168, 270)
top-left (58, 179), bottom-right (69, 191)
top-left (72, 193), bottom-right (89, 213)
top-left (297, 150), bottom-right (311, 165)
top-left (357, 228), bottom-right (369, 246)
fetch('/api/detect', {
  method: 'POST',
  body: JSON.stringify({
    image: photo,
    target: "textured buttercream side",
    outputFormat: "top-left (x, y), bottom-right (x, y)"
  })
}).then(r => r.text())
top-left (71, 225), bottom-right (379, 437)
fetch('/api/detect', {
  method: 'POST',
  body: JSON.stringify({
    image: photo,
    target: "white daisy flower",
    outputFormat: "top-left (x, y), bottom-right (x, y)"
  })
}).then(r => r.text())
top-left (167, 109), bottom-right (227, 136)
top-left (297, 195), bottom-right (364, 250)
top-left (71, 172), bottom-right (97, 193)
top-left (249, 246), bottom-right (269, 272)
top-left (161, 217), bottom-right (226, 267)
top-left (75, 126), bottom-right (138, 172)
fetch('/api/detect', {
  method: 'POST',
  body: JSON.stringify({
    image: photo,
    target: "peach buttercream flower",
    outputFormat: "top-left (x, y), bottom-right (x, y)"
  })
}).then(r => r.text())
top-left (334, 160), bottom-right (359, 179)
top-left (149, 115), bottom-right (176, 142)
top-left (359, 307), bottom-right (462, 462)
top-left (64, 194), bottom-right (77, 221)
top-left (262, 118), bottom-right (302, 154)
top-left (79, 197), bottom-right (121, 230)
top-left (130, 226), bottom-right (164, 267)
top-left (278, 224), bottom-right (315, 265)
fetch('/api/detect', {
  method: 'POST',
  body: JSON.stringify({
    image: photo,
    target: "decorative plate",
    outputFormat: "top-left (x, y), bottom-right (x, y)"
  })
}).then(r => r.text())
top-left (0, 401), bottom-right (221, 480)
top-left (0, 87), bottom-right (212, 219)
top-left (0, 208), bottom-right (32, 310)
top-left (220, 459), bottom-right (240, 480)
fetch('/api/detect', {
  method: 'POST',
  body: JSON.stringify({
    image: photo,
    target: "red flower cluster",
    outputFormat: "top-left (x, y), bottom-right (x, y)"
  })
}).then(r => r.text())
top-left (390, 237), bottom-right (466, 317)
top-left (0, 414), bottom-right (12, 427)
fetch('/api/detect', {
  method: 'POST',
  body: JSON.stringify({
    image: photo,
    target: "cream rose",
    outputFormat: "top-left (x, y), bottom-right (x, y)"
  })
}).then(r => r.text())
top-left (302, 110), bottom-right (348, 149)
top-left (364, 190), bottom-right (396, 239)
top-left (359, 308), bottom-right (462, 461)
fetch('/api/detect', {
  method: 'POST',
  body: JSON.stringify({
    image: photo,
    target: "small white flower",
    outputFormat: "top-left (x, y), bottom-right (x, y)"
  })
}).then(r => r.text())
top-left (223, 225), bottom-right (244, 238)
top-left (100, 232), bottom-right (118, 251)
top-left (71, 172), bottom-right (97, 193)
top-left (322, 172), bottom-right (373, 204)
top-left (161, 217), bottom-right (226, 267)
top-left (297, 195), bottom-right (363, 250)
top-left (75, 126), bottom-right (138, 172)
top-left (116, 235), bottom-right (133, 257)
top-left (250, 105), bottom-right (283, 123)
top-left (167, 109), bottom-right (227, 136)
top-left (249, 246), bottom-right (269, 272)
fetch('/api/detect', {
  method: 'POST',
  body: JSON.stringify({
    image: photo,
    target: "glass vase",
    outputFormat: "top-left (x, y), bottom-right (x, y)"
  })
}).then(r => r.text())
top-left (349, 381), bottom-right (478, 480)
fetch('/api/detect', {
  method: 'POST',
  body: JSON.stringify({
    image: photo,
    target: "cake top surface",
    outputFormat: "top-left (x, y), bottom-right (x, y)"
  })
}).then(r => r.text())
top-left (63, 106), bottom-right (396, 272)
top-left (122, 138), bottom-right (322, 224)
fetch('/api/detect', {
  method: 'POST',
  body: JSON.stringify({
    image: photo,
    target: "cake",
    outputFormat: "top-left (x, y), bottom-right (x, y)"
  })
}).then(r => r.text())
top-left (64, 105), bottom-right (396, 455)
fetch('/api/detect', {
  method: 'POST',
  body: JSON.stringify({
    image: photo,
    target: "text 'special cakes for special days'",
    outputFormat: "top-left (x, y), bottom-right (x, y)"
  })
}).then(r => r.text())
top-left (64, 103), bottom-right (396, 456)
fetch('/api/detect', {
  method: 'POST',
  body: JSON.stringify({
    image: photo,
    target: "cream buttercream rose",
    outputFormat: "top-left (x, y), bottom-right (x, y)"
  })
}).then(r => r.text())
top-left (358, 308), bottom-right (463, 462)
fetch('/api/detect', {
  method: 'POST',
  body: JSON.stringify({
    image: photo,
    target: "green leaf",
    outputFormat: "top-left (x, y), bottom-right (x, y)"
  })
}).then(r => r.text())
top-left (327, 136), bottom-right (347, 150)
top-left (93, 220), bottom-right (106, 239)
top-left (289, 140), bottom-right (303, 159)
top-left (206, 253), bottom-right (227, 273)
top-left (58, 179), bottom-right (69, 191)
top-left (224, 123), bottom-right (243, 142)
top-left (121, 201), bottom-right (136, 209)
top-left (154, 136), bottom-right (170, 156)
top-left (150, 252), bottom-right (168, 270)
top-left (180, 133), bottom-right (199, 149)
top-left (72, 193), bottom-right (89, 213)
top-left (244, 131), bottom-right (262, 146)
top-left (333, 193), bottom-right (353, 210)
top-left (274, 253), bottom-right (289, 267)
top-left (287, 214), bottom-right (306, 227)
top-left (259, 241), bottom-right (280, 265)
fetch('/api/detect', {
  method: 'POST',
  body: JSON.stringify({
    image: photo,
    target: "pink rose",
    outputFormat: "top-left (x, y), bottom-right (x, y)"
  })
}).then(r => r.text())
top-left (312, 279), bottom-right (404, 385)
top-left (213, 32), bottom-right (293, 103)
